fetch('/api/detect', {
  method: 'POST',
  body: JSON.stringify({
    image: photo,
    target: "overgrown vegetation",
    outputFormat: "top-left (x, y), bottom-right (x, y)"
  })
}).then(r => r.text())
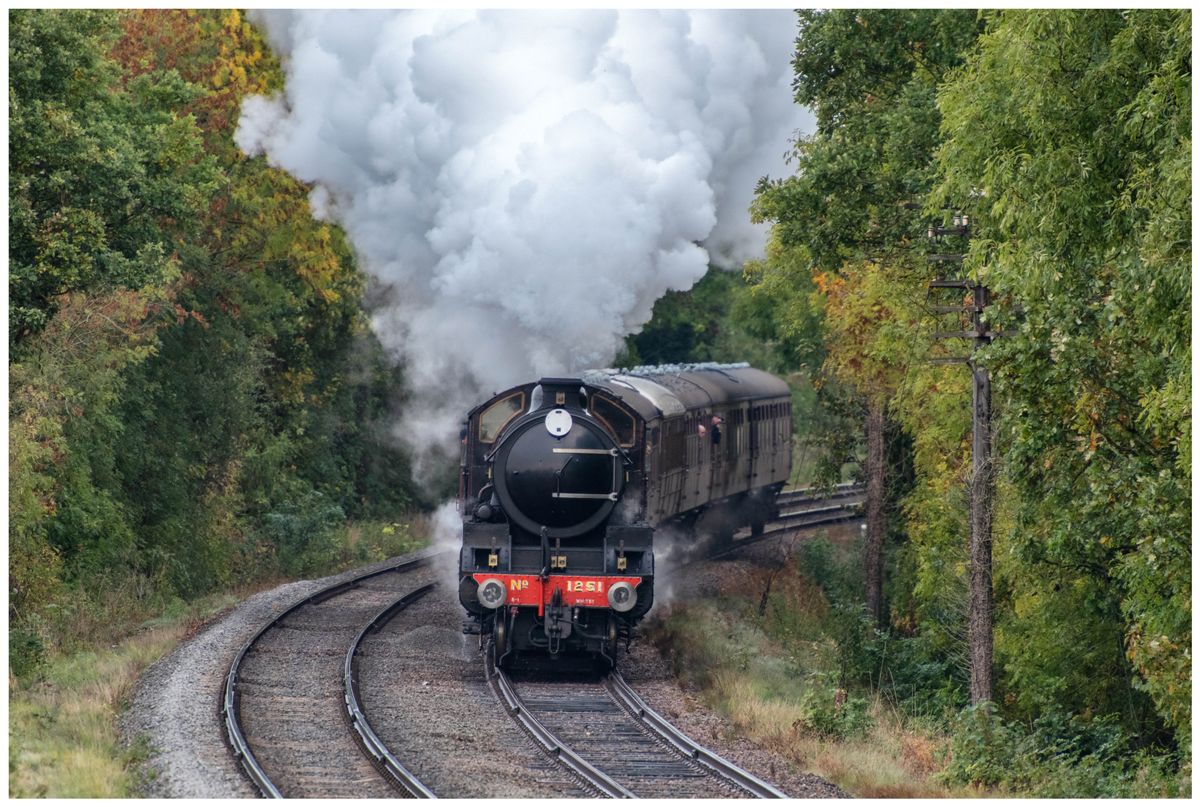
top-left (8, 8), bottom-right (1189, 798)
top-left (9, 10), bottom-right (421, 678)
top-left (9, 591), bottom-right (239, 797)
top-left (631, 9), bottom-right (1189, 796)
top-left (740, 8), bottom-right (1190, 796)
top-left (651, 530), bottom-right (1185, 797)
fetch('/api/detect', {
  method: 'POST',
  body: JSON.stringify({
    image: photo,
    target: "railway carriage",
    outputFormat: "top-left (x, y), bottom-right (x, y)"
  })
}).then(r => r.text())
top-left (457, 363), bottom-right (792, 667)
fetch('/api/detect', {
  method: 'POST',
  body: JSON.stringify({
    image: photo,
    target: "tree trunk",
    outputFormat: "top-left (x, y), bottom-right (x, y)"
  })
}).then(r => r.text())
top-left (864, 397), bottom-right (886, 629)
top-left (968, 361), bottom-right (994, 705)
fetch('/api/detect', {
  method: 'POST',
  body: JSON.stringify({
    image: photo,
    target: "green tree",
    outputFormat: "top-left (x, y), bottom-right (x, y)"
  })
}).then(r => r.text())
top-left (9, 10), bottom-right (417, 675)
top-left (935, 9), bottom-right (1190, 743)
top-left (622, 265), bottom-right (778, 370)
top-left (751, 9), bottom-right (981, 641)
top-left (8, 9), bottom-right (217, 345)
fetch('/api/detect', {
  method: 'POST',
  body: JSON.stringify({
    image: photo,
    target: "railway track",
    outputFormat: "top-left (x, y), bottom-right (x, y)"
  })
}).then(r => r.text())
top-left (223, 555), bottom-right (441, 798)
top-left (478, 482), bottom-right (859, 798)
top-left (700, 483), bottom-right (864, 562)
top-left (486, 648), bottom-right (787, 798)
top-left (221, 484), bottom-right (860, 798)
top-left (775, 481), bottom-right (862, 509)
top-left (344, 583), bottom-right (439, 797)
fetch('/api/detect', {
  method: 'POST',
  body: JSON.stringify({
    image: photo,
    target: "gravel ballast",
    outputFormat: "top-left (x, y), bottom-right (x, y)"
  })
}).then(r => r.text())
top-left (355, 586), bottom-right (585, 797)
top-left (122, 534), bottom-right (846, 798)
top-left (120, 548), bottom-right (442, 798)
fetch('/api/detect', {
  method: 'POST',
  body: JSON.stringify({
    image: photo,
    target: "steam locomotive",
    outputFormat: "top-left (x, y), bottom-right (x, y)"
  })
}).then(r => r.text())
top-left (457, 363), bottom-right (793, 668)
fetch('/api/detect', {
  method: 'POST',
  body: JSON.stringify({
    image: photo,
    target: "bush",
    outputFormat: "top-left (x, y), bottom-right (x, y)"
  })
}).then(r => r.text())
top-left (940, 704), bottom-right (1185, 797)
top-left (260, 490), bottom-right (346, 576)
top-left (796, 683), bottom-right (873, 739)
top-left (796, 537), bottom-right (860, 603)
top-left (9, 621), bottom-right (47, 679)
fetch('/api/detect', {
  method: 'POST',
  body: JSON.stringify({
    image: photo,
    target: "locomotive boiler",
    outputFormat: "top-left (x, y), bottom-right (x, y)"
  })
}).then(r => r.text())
top-left (457, 363), bottom-right (793, 668)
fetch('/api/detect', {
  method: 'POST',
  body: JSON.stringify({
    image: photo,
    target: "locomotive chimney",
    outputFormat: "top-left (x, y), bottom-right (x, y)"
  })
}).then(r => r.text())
top-left (532, 378), bottom-right (587, 411)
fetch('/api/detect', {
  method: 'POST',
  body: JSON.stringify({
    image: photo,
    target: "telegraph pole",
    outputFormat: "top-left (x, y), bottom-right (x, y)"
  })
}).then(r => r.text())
top-left (928, 215), bottom-right (996, 707)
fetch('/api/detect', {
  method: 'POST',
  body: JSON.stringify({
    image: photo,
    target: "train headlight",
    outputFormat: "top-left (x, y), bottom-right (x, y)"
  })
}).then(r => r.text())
top-left (477, 577), bottom-right (508, 609)
top-left (545, 408), bottom-right (573, 437)
top-left (607, 581), bottom-right (636, 613)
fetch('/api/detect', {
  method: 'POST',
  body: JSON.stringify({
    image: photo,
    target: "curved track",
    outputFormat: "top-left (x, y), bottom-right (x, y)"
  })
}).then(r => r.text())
top-left (486, 649), bottom-right (786, 798)
top-left (223, 556), bottom-right (439, 798)
top-left (481, 484), bottom-right (860, 798)
top-left (221, 486), bottom-right (860, 798)
top-left (724, 484), bottom-right (864, 557)
top-left (775, 481), bottom-right (862, 508)
top-left (344, 583), bottom-right (439, 798)
top-left (604, 671), bottom-right (787, 797)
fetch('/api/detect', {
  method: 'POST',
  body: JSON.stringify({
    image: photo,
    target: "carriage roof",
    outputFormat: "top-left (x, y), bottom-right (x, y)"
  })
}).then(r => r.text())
top-left (583, 363), bottom-right (790, 419)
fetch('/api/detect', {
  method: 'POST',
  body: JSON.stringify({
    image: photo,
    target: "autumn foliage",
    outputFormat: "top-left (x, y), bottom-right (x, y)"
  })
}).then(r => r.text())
top-left (9, 10), bottom-right (416, 674)
top-left (749, 8), bottom-right (1189, 794)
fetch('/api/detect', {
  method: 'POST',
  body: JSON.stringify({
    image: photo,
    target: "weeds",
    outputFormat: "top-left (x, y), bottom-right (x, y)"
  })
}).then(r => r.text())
top-left (940, 704), bottom-right (1187, 797)
top-left (8, 592), bottom-right (236, 797)
top-left (647, 530), bottom-right (1190, 798)
top-left (9, 519), bottom-right (430, 796)
top-left (651, 597), bottom-right (959, 797)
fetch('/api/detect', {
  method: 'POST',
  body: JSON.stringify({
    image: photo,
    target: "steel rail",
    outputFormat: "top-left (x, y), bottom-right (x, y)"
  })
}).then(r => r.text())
top-left (222, 555), bottom-right (432, 798)
top-left (754, 504), bottom-right (862, 539)
top-left (344, 583), bottom-right (440, 798)
top-left (775, 501), bottom-right (862, 524)
top-left (484, 647), bottom-right (636, 799)
top-left (775, 487), bottom-right (864, 510)
top-left (705, 502), bottom-right (864, 563)
top-left (776, 480), bottom-right (861, 503)
top-left (604, 671), bottom-right (788, 798)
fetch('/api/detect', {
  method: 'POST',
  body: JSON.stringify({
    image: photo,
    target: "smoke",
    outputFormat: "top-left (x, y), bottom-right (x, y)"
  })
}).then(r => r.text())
top-left (237, 10), bottom-right (811, 476)
top-left (428, 500), bottom-right (464, 587)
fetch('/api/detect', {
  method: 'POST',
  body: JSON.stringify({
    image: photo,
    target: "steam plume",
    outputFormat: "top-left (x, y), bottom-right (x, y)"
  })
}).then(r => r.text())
top-left (237, 10), bottom-right (810, 475)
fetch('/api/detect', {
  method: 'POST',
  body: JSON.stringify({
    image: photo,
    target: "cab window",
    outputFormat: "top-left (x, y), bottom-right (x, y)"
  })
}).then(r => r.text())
top-left (591, 395), bottom-right (636, 447)
top-left (478, 392), bottom-right (525, 443)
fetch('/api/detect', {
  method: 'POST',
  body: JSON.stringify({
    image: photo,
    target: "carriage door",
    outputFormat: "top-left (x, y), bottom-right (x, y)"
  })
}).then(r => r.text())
top-left (708, 410), bottom-right (727, 498)
top-left (748, 405), bottom-right (760, 488)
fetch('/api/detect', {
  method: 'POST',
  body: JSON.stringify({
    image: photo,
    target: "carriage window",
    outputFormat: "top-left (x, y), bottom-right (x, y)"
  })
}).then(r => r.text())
top-left (591, 395), bottom-right (636, 447)
top-left (478, 392), bottom-right (525, 443)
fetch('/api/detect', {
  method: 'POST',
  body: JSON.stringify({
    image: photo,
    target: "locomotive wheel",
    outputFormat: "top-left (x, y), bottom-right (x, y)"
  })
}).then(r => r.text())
top-left (493, 610), bottom-right (508, 664)
top-left (605, 615), bottom-right (619, 667)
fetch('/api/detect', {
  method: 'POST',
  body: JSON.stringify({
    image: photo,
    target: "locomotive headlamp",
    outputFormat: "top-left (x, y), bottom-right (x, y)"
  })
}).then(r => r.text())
top-left (477, 577), bottom-right (508, 609)
top-left (607, 581), bottom-right (636, 612)
top-left (544, 408), bottom-right (573, 437)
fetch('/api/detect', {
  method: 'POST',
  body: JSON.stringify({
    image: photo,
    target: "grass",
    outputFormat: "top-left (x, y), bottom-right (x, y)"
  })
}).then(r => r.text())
top-left (651, 605), bottom-right (968, 797)
top-left (714, 672), bottom-right (961, 797)
top-left (646, 526), bottom-right (972, 798)
top-left (647, 529), bottom-right (1192, 798)
top-left (9, 517), bottom-right (431, 797)
top-left (9, 592), bottom-right (238, 797)
top-left (339, 517), bottom-right (430, 566)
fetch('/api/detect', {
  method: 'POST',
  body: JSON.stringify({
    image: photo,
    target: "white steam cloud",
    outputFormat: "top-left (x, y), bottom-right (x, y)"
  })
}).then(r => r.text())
top-left (237, 10), bottom-right (810, 476)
